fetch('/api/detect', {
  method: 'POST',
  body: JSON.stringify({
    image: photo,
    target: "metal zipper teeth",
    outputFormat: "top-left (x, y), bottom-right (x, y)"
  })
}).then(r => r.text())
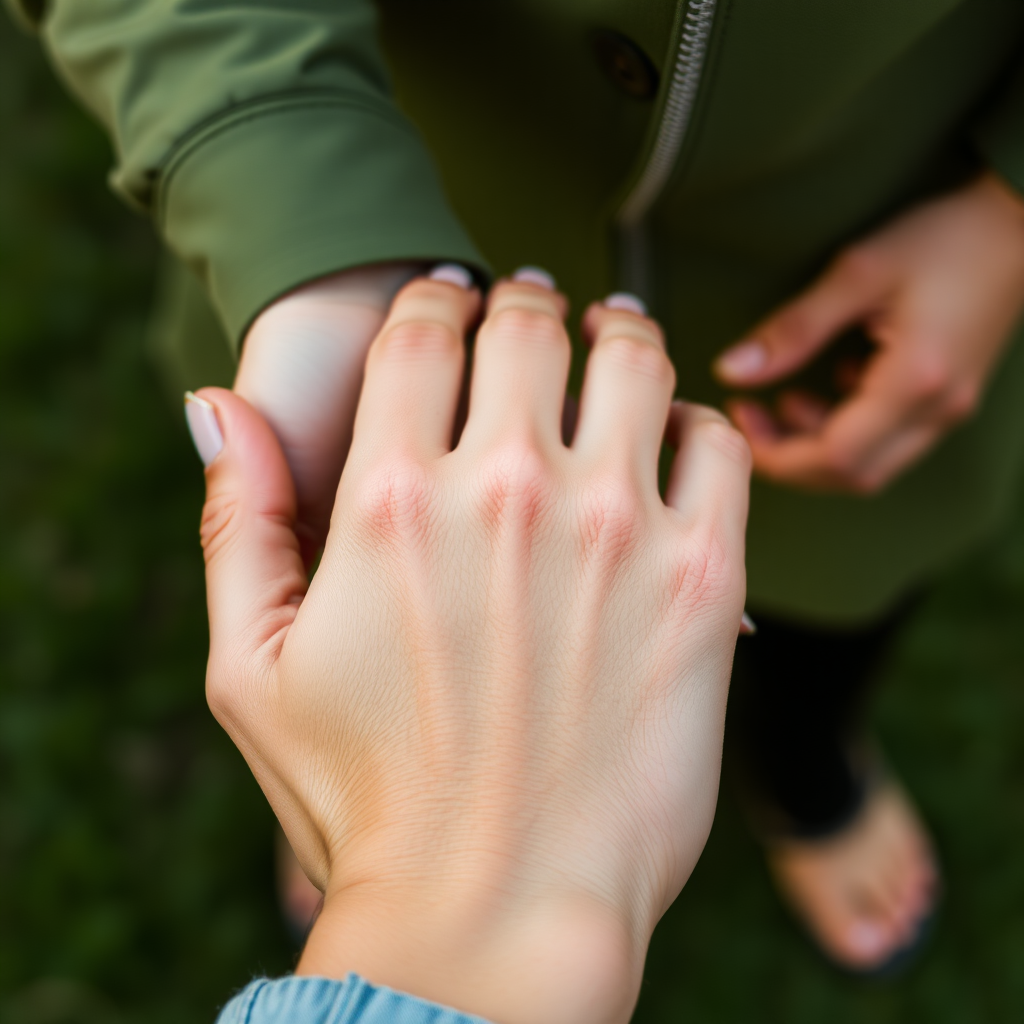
top-left (618, 0), bottom-right (717, 229)
top-left (615, 0), bottom-right (717, 297)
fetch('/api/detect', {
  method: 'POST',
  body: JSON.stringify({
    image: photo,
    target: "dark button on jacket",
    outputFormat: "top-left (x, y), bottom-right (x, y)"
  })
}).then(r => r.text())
top-left (593, 29), bottom-right (659, 100)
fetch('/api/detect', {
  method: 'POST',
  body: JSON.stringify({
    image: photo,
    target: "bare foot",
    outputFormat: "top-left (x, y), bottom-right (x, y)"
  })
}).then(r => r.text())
top-left (767, 783), bottom-right (939, 970)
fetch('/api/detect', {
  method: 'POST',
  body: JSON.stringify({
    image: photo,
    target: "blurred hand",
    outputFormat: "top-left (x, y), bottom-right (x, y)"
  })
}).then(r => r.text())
top-left (234, 262), bottom-right (421, 560)
top-left (714, 172), bottom-right (1024, 493)
top-left (190, 273), bottom-right (751, 1024)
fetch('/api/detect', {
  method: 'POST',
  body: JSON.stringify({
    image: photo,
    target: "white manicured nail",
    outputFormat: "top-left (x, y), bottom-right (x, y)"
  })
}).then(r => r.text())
top-left (604, 292), bottom-right (647, 316)
top-left (740, 611), bottom-right (757, 635)
top-left (513, 266), bottom-right (556, 289)
top-left (429, 263), bottom-right (474, 289)
top-left (184, 391), bottom-right (224, 467)
top-left (715, 339), bottom-right (767, 380)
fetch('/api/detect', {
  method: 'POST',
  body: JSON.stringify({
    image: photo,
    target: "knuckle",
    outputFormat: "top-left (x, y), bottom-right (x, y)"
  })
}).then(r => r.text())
top-left (694, 415), bottom-right (752, 470)
top-left (906, 353), bottom-right (952, 402)
top-left (204, 643), bottom-right (245, 721)
top-left (473, 442), bottom-right (553, 532)
top-left (377, 319), bottom-right (459, 360)
top-left (199, 491), bottom-right (241, 563)
top-left (577, 475), bottom-right (643, 561)
top-left (487, 307), bottom-right (566, 349)
top-left (351, 455), bottom-right (434, 540)
top-left (205, 652), bottom-right (266, 733)
top-left (667, 527), bottom-right (737, 612)
top-left (601, 334), bottom-right (674, 384)
top-left (941, 382), bottom-right (980, 423)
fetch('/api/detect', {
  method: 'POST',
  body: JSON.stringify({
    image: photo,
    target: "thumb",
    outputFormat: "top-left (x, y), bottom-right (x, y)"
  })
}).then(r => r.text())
top-left (185, 389), bottom-right (308, 706)
top-left (713, 248), bottom-right (891, 386)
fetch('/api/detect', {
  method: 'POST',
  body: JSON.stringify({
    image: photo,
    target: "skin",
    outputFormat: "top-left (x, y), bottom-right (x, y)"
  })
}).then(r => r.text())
top-left (196, 275), bottom-right (751, 1024)
top-left (713, 170), bottom-right (1024, 967)
top-left (768, 784), bottom-right (939, 969)
top-left (234, 261), bottom-right (422, 559)
top-left (235, 263), bottom-right (419, 926)
top-left (231, 171), bottom-right (1024, 974)
top-left (715, 171), bottom-right (1024, 493)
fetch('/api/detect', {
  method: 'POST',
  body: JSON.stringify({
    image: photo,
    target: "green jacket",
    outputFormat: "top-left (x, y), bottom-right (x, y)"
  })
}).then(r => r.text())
top-left (11, 0), bottom-right (1024, 623)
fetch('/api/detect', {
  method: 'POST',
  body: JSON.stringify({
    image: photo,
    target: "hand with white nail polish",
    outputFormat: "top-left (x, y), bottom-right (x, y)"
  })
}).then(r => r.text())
top-left (191, 274), bottom-right (751, 1024)
top-left (184, 391), bottom-right (225, 467)
top-left (713, 172), bottom-right (1024, 493)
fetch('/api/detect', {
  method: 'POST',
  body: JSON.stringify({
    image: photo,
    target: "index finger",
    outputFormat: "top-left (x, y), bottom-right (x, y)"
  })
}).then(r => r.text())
top-left (350, 269), bottom-right (482, 466)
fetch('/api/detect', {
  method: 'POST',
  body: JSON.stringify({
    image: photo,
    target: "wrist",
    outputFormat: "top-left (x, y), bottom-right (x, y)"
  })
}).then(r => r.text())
top-left (241, 261), bottom-right (423, 358)
top-left (233, 262), bottom-right (423, 548)
top-left (282, 261), bottom-right (425, 311)
top-left (297, 881), bottom-right (643, 1024)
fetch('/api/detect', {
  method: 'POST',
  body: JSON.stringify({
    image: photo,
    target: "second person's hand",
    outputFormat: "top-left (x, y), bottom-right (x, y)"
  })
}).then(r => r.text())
top-left (714, 171), bottom-right (1024, 493)
top-left (233, 262), bottom-right (422, 560)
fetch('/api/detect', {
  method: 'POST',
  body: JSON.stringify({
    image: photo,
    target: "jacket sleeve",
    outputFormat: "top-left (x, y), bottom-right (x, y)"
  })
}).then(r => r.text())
top-left (5, 0), bottom-right (485, 347)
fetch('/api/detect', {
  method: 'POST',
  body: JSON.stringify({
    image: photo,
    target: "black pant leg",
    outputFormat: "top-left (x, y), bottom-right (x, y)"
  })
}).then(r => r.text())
top-left (727, 604), bottom-right (911, 839)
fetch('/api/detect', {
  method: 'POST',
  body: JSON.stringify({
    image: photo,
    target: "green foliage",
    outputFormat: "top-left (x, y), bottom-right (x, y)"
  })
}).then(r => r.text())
top-left (0, 17), bottom-right (291, 1024)
top-left (1, 11), bottom-right (1022, 1024)
top-left (637, 536), bottom-right (1024, 1022)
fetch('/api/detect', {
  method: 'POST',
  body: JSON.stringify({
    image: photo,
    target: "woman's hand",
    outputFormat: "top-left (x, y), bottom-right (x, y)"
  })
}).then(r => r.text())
top-left (714, 172), bottom-right (1024, 493)
top-left (189, 273), bottom-right (751, 1024)
top-left (233, 262), bottom-right (421, 561)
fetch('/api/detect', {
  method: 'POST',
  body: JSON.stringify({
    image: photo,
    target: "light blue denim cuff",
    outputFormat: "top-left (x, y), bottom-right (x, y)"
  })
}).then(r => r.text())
top-left (216, 974), bottom-right (493, 1024)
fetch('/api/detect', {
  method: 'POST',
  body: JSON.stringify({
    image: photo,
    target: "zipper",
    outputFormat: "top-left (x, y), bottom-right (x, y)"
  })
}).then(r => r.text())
top-left (616, 0), bottom-right (718, 297)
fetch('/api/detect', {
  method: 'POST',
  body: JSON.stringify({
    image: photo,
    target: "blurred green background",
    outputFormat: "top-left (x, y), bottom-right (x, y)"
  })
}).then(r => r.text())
top-left (2, 13), bottom-right (1023, 1024)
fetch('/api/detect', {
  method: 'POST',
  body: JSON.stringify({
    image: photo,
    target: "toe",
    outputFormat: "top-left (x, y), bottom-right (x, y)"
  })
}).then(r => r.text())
top-left (767, 780), bottom-right (939, 971)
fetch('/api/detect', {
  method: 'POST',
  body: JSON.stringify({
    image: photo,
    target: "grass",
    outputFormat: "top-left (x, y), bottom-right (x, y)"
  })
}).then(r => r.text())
top-left (0, 18), bottom-right (291, 1024)
top-left (1, 13), bottom-right (1023, 1024)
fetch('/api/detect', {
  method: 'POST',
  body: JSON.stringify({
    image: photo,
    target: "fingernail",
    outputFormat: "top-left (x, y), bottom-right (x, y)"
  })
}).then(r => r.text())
top-left (429, 263), bottom-right (474, 289)
top-left (604, 292), bottom-right (647, 316)
top-left (740, 611), bottom-right (757, 635)
top-left (847, 922), bottom-right (887, 958)
top-left (512, 266), bottom-right (556, 289)
top-left (184, 391), bottom-right (224, 467)
top-left (715, 340), bottom-right (767, 380)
